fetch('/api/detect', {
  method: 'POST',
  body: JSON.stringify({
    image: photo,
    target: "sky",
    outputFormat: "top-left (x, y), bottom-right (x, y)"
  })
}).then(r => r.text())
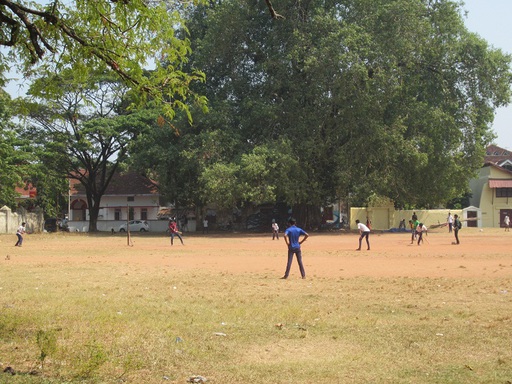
top-left (3, 1), bottom-right (512, 149)
top-left (462, 0), bottom-right (512, 150)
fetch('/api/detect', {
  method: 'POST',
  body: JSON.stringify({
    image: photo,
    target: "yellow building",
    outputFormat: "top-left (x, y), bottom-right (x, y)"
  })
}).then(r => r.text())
top-left (469, 163), bottom-right (512, 228)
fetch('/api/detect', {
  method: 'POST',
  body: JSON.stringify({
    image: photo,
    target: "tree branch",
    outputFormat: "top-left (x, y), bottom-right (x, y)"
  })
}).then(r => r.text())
top-left (264, 0), bottom-right (285, 19)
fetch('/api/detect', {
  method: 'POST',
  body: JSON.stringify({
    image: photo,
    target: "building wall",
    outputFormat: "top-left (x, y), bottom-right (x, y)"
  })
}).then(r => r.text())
top-left (469, 166), bottom-right (490, 208)
top-left (479, 166), bottom-right (512, 227)
top-left (70, 195), bottom-right (160, 221)
top-left (350, 207), bottom-right (464, 230)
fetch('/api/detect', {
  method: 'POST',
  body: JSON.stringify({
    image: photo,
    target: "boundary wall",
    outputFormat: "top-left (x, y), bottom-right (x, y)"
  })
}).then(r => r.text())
top-left (0, 206), bottom-right (44, 234)
top-left (350, 207), bottom-right (466, 230)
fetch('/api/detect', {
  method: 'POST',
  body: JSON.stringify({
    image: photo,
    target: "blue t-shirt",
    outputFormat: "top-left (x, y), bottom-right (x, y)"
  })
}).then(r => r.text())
top-left (285, 225), bottom-right (306, 248)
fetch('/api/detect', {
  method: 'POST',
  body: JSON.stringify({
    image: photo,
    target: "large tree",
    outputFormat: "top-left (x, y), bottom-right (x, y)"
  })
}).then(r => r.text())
top-left (176, 0), bottom-right (511, 223)
top-left (20, 70), bottom-right (156, 231)
top-left (2, 1), bottom-right (212, 228)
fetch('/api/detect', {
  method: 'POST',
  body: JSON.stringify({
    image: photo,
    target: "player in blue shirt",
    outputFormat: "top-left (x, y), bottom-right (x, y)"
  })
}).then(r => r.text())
top-left (282, 218), bottom-right (309, 279)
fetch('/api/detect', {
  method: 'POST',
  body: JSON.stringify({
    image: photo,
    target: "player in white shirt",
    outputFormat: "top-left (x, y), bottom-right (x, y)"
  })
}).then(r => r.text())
top-left (355, 219), bottom-right (370, 251)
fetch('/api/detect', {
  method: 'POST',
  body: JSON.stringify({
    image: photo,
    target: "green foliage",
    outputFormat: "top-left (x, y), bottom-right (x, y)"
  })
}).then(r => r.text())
top-left (18, 70), bottom-right (154, 230)
top-left (4, 0), bottom-right (510, 218)
top-left (197, 140), bottom-right (303, 209)
top-left (36, 329), bottom-right (58, 372)
top-left (200, 162), bottom-right (241, 209)
top-left (75, 342), bottom-right (108, 379)
top-left (1, 0), bottom-right (208, 121)
top-left (180, 0), bottom-right (512, 212)
top-left (239, 142), bottom-right (305, 206)
top-left (0, 90), bottom-right (33, 208)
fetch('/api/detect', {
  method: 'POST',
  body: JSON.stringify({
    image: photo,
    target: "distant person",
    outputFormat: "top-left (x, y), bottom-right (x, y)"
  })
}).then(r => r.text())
top-left (15, 222), bottom-right (26, 247)
top-left (282, 218), bottom-right (308, 279)
top-left (504, 215), bottom-right (510, 232)
top-left (447, 212), bottom-right (453, 233)
top-left (412, 212), bottom-right (418, 222)
top-left (356, 219), bottom-right (370, 251)
top-left (416, 223), bottom-right (427, 245)
top-left (168, 218), bottom-right (184, 245)
top-left (366, 217), bottom-right (372, 230)
top-left (453, 214), bottom-right (462, 245)
top-left (409, 219), bottom-right (419, 244)
top-left (203, 218), bottom-right (209, 234)
top-left (398, 219), bottom-right (406, 230)
top-left (272, 220), bottom-right (279, 240)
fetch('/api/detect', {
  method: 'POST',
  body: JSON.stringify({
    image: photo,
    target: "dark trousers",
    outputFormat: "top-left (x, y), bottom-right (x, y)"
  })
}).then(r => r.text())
top-left (454, 228), bottom-right (460, 244)
top-left (284, 247), bottom-right (306, 278)
top-left (358, 231), bottom-right (370, 250)
top-left (170, 232), bottom-right (184, 245)
top-left (272, 230), bottom-right (279, 240)
top-left (448, 223), bottom-right (453, 233)
top-left (417, 232), bottom-right (423, 245)
top-left (15, 233), bottom-right (23, 246)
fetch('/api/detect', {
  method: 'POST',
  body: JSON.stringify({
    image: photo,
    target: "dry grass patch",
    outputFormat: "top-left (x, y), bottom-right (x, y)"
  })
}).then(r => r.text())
top-left (0, 231), bottom-right (511, 383)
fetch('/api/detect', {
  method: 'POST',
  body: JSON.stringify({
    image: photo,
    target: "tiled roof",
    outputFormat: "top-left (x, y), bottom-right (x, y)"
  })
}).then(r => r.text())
top-left (70, 172), bottom-right (159, 196)
top-left (485, 144), bottom-right (512, 165)
top-left (15, 182), bottom-right (37, 199)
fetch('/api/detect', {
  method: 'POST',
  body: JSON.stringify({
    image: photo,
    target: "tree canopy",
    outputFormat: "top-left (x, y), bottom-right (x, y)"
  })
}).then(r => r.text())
top-left (0, 89), bottom-right (31, 207)
top-left (165, 0), bottom-right (512, 218)
top-left (19, 69), bottom-right (157, 231)
top-left (2, 0), bottom-right (511, 229)
top-left (1, 0), bottom-right (207, 225)
top-left (1, 0), bottom-right (207, 120)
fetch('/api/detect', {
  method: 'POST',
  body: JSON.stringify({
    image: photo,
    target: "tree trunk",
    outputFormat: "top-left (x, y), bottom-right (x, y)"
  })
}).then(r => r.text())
top-left (291, 204), bottom-right (322, 230)
top-left (86, 195), bottom-right (100, 232)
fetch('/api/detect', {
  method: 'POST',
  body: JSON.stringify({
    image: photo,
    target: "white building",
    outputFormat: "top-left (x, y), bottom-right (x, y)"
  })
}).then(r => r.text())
top-left (68, 172), bottom-right (165, 232)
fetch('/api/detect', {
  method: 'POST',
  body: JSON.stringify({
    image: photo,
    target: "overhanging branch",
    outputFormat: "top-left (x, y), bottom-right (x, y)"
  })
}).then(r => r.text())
top-left (264, 0), bottom-right (284, 19)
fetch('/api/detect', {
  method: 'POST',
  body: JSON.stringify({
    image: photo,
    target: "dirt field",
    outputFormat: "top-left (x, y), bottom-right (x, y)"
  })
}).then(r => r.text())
top-left (2, 226), bottom-right (511, 279)
top-left (2, 227), bottom-right (512, 383)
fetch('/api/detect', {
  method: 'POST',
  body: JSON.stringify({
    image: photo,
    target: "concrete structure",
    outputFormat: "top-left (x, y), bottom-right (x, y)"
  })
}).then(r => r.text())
top-left (350, 206), bottom-right (465, 231)
top-left (469, 163), bottom-right (512, 228)
top-left (0, 206), bottom-right (44, 234)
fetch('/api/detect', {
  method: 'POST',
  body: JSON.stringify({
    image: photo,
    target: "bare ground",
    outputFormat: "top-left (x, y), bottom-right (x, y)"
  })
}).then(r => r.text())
top-left (2, 227), bottom-right (511, 279)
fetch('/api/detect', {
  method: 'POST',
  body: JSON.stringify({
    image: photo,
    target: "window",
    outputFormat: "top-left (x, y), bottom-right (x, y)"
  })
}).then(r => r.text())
top-left (496, 188), bottom-right (512, 198)
top-left (141, 208), bottom-right (148, 220)
top-left (127, 196), bottom-right (135, 202)
top-left (115, 209), bottom-right (121, 220)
